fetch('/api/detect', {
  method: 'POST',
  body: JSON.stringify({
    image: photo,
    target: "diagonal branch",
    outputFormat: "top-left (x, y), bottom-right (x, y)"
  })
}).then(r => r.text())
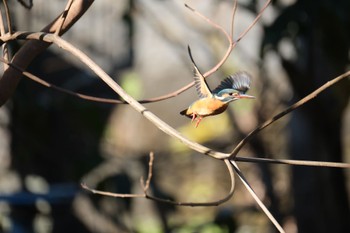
top-left (231, 160), bottom-right (285, 233)
top-left (2, 0), bottom-right (12, 34)
top-left (229, 70), bottom-right (350, 159)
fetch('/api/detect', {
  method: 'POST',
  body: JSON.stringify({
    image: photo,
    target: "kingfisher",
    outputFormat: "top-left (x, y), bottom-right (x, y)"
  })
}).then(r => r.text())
top-left (180, 46), bottom-right (255, 127)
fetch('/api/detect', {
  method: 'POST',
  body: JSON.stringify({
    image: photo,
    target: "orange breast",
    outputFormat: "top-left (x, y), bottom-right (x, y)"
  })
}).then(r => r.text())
top-left (187, 98), bottom-right (228, 117)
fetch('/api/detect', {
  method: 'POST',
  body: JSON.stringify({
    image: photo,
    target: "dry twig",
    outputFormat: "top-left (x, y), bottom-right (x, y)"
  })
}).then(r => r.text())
top-left (82, 154), bottom-right (236, 207)
top-left (229, 70), bottom-right (350, 159)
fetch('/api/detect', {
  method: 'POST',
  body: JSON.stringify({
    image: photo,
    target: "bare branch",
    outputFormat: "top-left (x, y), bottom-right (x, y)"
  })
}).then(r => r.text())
top-left (231, 160), bottom-right (285, 233)
top-left (0, 4), bottom-right (9, 70)
top-left (234, 0), bottom-right (271, 43)
top-left (229, 70), bottom-right (350, 159)
top-left (185, 2), bottom-right (233, 79)
top-left (0, 56), bottom-right (124, 104)
top-left (82, 158), bottom-right (236, 207)
top-left (143, 151), bottom-right (154, 191)
top-left (185, 3), bottom-right (231, 43)
top-left (2, 0), bottom-right (12, 34)
top-left (235, 156), bottom-right (350, 168)
top-left (136, 0), bottom-right (272, 102)
top-left (230, 0), bottom-right (238, 40)
top-left (81, 183), bottom-right (146, 199)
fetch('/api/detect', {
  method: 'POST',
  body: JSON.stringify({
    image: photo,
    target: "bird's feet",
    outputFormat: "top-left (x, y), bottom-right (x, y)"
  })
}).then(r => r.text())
top-left (194, 117), bottom-right (202, 128)
top-left (191, 113), bottom-right (197, 123)
top-left (190, 113), bottom-right (203, 128)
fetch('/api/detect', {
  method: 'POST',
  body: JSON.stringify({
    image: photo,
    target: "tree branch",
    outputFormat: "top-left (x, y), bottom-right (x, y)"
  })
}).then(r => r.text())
top-left (82, 154), bottom-right (236, 207)
top-left (229, 70), bottom-right (350, 159)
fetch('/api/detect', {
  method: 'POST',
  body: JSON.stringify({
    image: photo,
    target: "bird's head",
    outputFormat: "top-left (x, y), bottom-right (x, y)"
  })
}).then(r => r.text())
top-left (215, 89), bottom-right (255, 103)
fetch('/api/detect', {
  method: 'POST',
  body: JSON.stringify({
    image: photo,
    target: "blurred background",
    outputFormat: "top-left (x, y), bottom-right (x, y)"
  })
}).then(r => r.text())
top-left (0, 0), bottom-right (349, 232)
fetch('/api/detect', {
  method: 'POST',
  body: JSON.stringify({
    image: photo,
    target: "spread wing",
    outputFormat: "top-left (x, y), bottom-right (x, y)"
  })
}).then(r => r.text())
top-left (188, 46), bottom-right (212, 98)
top-left (213, 71), bottom-right (252, 94)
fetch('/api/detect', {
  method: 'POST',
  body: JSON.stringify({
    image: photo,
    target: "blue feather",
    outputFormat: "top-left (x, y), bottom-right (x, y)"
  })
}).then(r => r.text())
top-left (213, 71), bottom-right (252, 94)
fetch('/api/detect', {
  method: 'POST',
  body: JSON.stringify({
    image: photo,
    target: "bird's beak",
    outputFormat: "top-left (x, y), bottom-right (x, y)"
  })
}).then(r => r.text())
top-left (237, 94), bottom-right (255, 99)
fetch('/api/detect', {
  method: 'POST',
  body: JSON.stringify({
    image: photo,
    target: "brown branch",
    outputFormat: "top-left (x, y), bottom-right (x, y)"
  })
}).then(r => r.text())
top-left (234, 0), bottom-right (271, 44)
top-left (0, 0), bottom-right (94, 107)
top-left (235, 156), bottom-right (350, 168)
top-left (230, 0), bottom-right (238, 40)
top-left (82, 154), bottom-right (236, 206)
top-left (2, 0), bottom-right (12, 34)
top-left (229, 70), bottom-right (350, 159)
top-left (184, 2), bottom-right (234, 79)
top-left (141, 151), bottom-right (154, 191)
top-left (231, 160), bottom-right (285, 233)
top-left (0, 56), bottom-right (123, 104)
top-left (0, 3), bottom-right (9, 70)
top-left (186, 0), bottom-right (271, 79)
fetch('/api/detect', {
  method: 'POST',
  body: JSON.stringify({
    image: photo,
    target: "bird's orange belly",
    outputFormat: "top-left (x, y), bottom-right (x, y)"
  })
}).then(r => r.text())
top-left (188, 98), bottom-right (228, 117)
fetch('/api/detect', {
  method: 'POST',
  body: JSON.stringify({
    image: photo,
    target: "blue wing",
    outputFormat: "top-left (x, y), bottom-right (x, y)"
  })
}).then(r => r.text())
top-left (213, 71), bottom-right (252, 94)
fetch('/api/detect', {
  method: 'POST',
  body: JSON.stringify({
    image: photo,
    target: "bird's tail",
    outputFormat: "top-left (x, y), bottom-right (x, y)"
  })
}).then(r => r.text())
top-left (180, 109), bottom-right (193, 119)
top-left (180, 109), bottom-right (187, 115)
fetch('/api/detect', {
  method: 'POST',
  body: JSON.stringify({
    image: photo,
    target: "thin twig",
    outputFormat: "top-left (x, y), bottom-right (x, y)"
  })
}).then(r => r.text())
top-left (141, 151), bottom-right (154, 191)
top-left (234, 0), bottom-right (271, 44)
top-left (236, 156), bottom-right (350, 168)
top-left (145, 159), bottom-right (235, 206)
top-left (0, 6), bottom-right (9, 70)
top-left (185, 2), bottom-right (233, 79)
top-left (230, 0), bottom-right (238, 40)
top-left (0, 57), bottom-right (123, 103)
top-left (2, 0), bottom-right (12, 34)
top-left (82, 158), bottom-right (235, 206)
top-left (229, 70), bottom-right (350, 159)
top-left (185, 3), bottom-right (231, 45)
top-left (81, 183), bottom-right (146, 198)
top-left (231, 160), bottom-right (285, 233)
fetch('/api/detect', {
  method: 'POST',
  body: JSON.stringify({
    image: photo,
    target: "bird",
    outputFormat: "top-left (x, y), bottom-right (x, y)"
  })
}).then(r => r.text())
top-left (180, 46), bottom-right (255, 128)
